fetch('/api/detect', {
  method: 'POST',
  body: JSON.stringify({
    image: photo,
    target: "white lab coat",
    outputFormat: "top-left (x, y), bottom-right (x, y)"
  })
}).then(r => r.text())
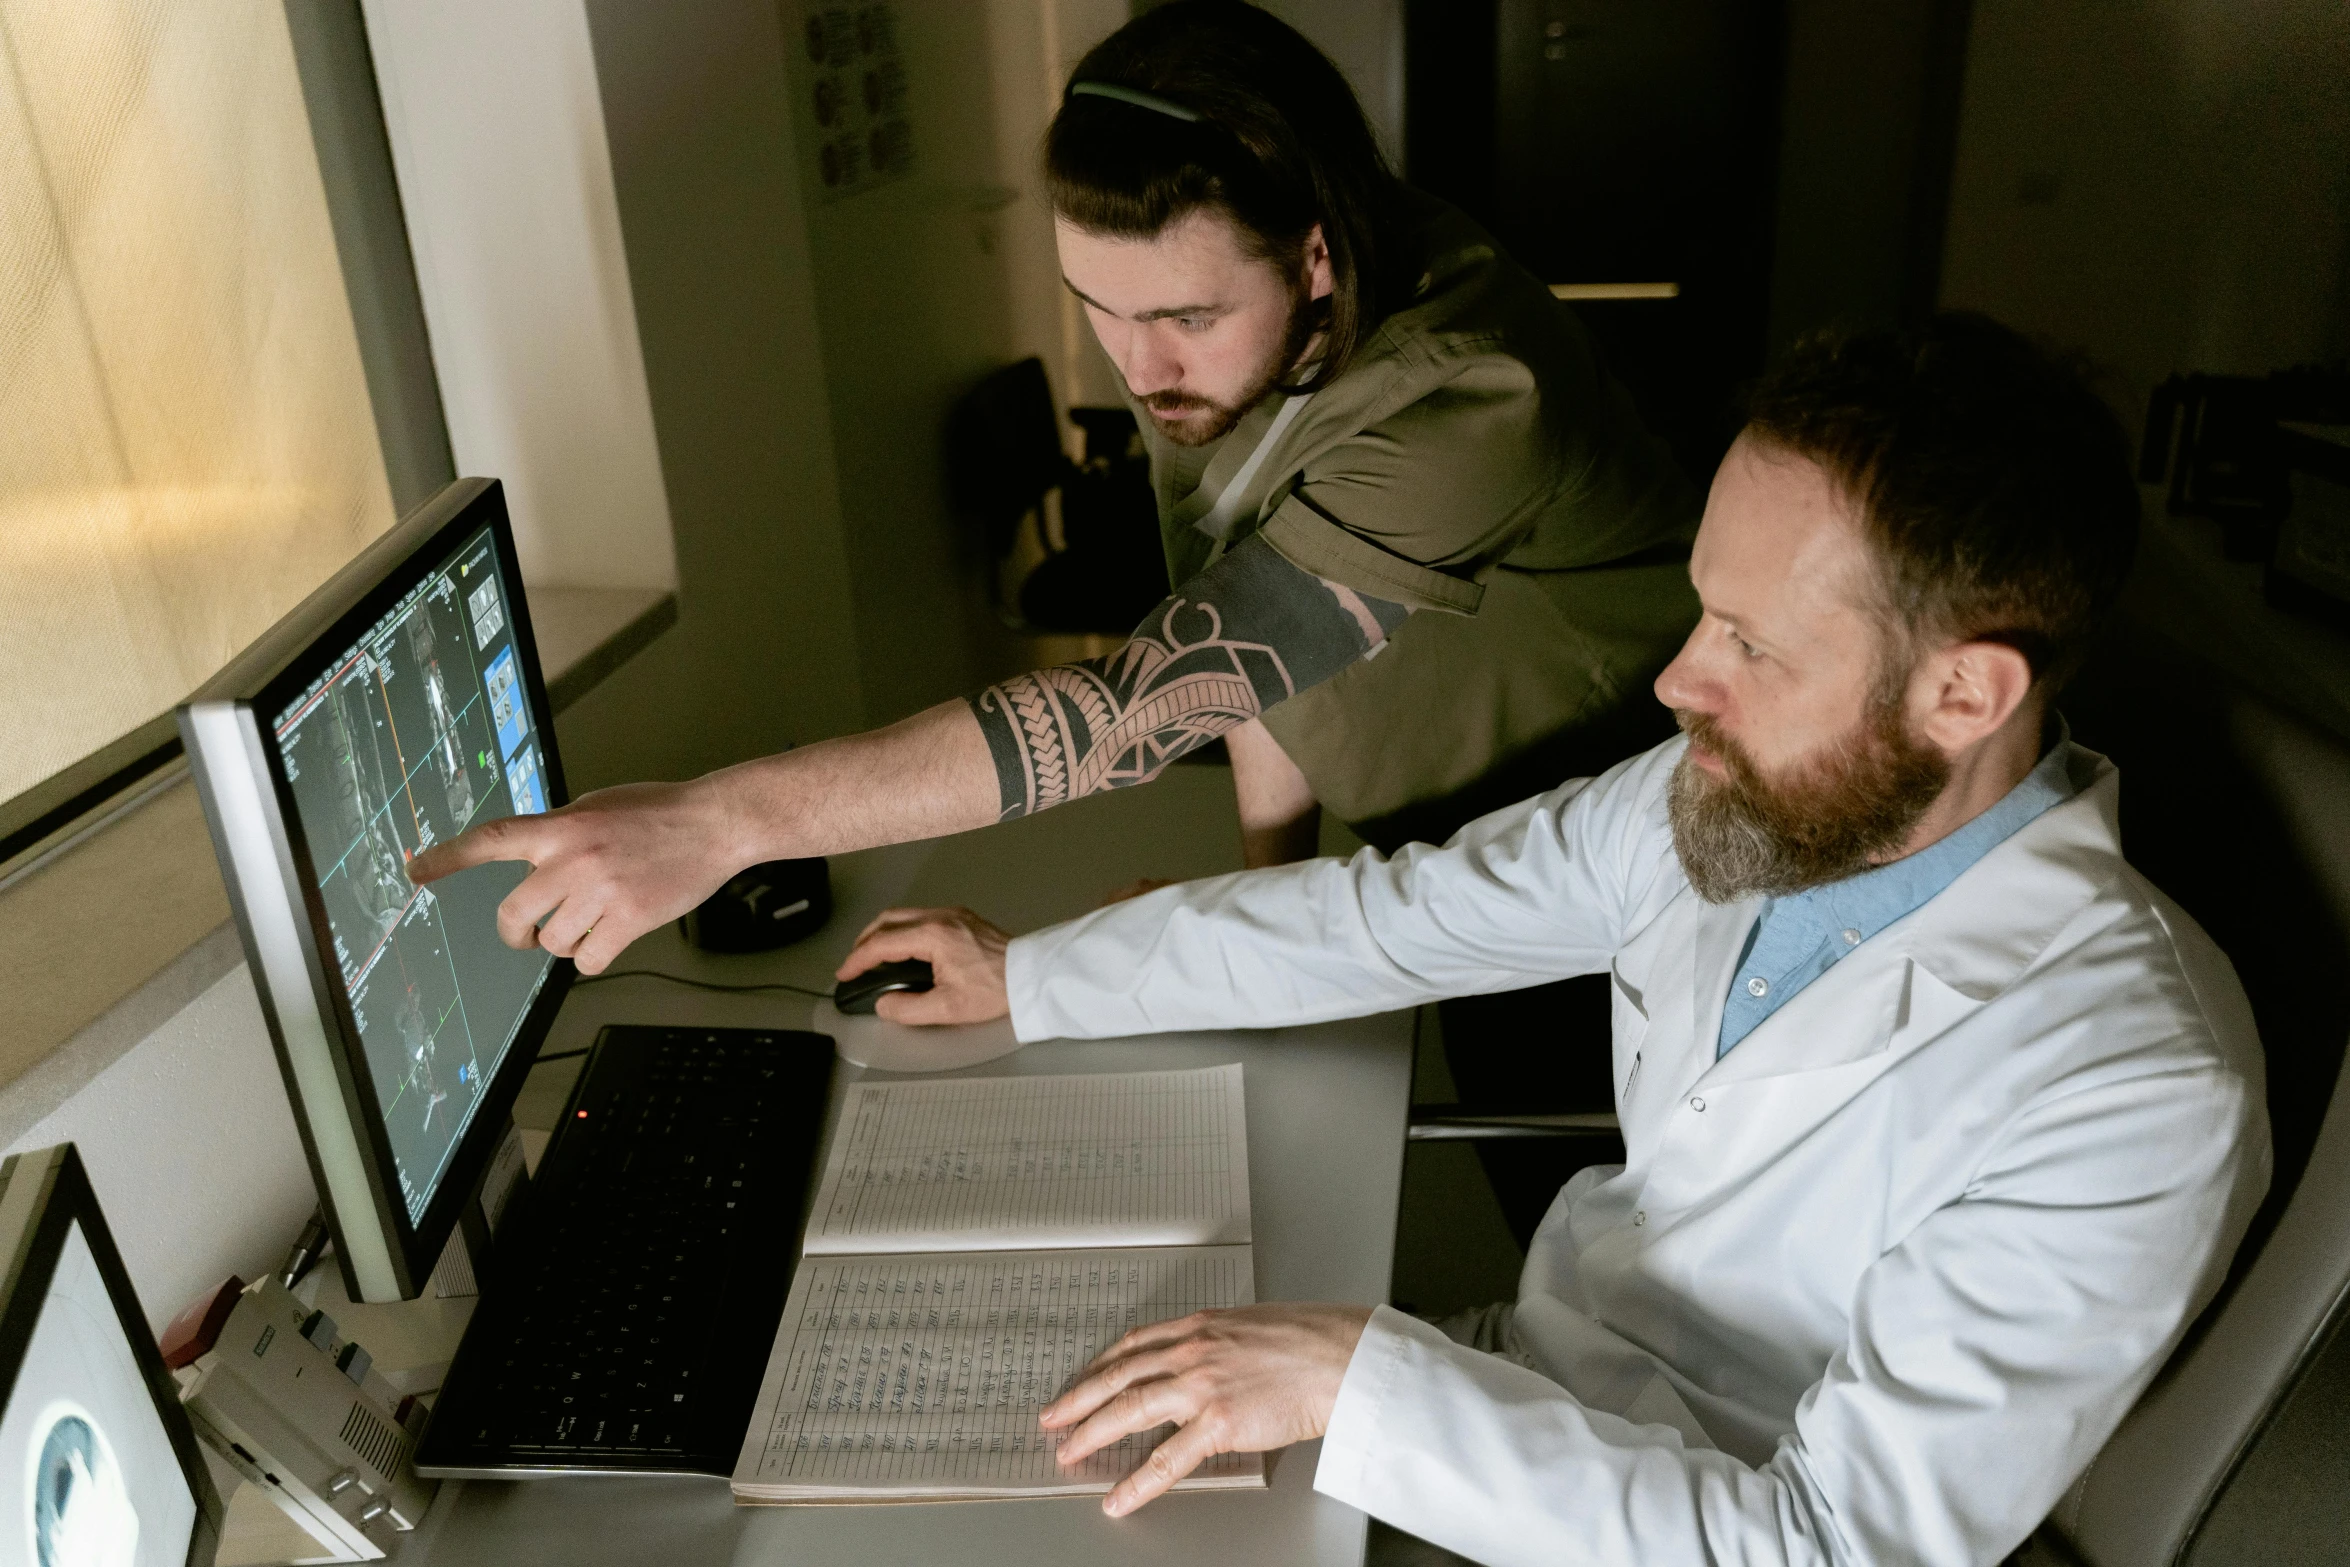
top-left (1006, 737), bottom-right (2271, 1567)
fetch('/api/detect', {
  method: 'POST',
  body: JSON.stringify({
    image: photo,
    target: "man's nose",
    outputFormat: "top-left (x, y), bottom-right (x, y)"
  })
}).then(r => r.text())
top-left (1653, 636), bottom-right (1712, 714)
top-left (1120, 329), bottom-right (1181, 397)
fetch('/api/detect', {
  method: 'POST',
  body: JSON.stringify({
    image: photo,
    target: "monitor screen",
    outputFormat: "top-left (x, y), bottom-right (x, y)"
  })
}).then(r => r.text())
top-left (267, 523), bottom-right (556, 1224)
top-left (0, 1220), bottom-right (200, 1567)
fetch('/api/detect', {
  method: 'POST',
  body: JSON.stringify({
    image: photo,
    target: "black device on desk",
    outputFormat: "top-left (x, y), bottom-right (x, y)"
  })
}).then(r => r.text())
top-left (834, 957), bottom-right (933, 1014)
top-left (681, 857), bottom-right (832, 952)
top-left (179, 479), bottom-right (840, 1478)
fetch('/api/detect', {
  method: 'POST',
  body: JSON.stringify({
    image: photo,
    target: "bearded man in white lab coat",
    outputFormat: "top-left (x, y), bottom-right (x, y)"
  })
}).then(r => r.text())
top-left (836, 312), bottom-right (2272, 1567)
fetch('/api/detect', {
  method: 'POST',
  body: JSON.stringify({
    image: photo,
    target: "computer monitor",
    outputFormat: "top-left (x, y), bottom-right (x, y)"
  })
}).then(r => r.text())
top-left (0, 1142), bottom-right (223, 1567)
top-left (180, 479), bottom-right (572, 1304)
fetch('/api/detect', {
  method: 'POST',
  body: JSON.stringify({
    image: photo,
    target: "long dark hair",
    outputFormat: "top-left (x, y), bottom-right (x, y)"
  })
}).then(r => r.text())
top-left (1045, 1), bottom-right (1403, 394)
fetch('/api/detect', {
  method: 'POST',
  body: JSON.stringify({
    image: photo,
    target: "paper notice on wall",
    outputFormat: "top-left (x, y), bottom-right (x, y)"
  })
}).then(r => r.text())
top-left (790, 2), bottom-right (915, 202)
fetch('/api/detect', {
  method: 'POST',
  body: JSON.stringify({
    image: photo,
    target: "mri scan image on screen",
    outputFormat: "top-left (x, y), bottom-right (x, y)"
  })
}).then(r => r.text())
top-left (0, 1223), bottom-right (197, 1567)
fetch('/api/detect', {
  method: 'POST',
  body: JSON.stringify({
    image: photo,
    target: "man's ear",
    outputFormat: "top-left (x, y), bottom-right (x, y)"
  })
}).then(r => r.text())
top-left (1915, 639), bottom-right (2036, 753)
top-left (1302, 224), bottom-right (1334, 303)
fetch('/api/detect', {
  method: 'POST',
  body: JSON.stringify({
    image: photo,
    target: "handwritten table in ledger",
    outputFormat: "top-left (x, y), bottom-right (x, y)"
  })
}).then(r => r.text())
top-left (802, 1064), bottom-right (1254, 1255)
top-left (733, 1065), bottom-right (1261, 1501)
top-left (743, 1245), bottom-right (1259, 1497)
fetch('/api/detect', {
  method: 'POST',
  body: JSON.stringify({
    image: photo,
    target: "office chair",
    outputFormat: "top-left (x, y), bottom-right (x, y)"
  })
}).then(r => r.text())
top-left (2018, 621), bottom-right (2350, 1566)
top-left (1405, 1107), bottom-right (1620, 1142)
top-left (942, 357), bottom-right (1165, 634)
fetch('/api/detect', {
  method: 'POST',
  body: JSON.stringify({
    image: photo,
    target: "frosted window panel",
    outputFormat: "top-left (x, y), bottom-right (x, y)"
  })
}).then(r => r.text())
top-left (0, 0), bottom-right (398, 805)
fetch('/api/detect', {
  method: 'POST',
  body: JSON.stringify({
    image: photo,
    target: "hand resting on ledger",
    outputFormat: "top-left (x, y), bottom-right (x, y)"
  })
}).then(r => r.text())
top-left (1042, 1304), bottom-right (1373, 1517)
top-left (840, 902), bottom-right (1364, 1517)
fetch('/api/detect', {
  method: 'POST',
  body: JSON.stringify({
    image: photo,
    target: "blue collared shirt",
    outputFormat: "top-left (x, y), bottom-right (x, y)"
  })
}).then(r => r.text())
top-left (1715, 738), bottom-right (2080, 1057)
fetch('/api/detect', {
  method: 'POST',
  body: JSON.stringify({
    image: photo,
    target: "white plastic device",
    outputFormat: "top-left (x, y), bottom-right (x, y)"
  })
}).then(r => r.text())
top-left (165, 1275), bottom-right (436, 1562)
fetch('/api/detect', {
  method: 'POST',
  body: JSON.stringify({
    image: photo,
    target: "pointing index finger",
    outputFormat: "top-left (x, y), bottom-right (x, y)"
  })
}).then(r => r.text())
top-left (407, 816), bottom-right (534, 885)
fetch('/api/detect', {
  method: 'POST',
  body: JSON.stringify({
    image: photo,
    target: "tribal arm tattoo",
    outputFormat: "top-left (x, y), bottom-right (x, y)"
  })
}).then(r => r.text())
top-left (968, 533), bottom-right (1411, 821)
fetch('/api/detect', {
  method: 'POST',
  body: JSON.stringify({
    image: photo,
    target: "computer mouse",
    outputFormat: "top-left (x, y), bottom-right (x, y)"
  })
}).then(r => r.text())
top-left (833, 958), bottom-right (934, 1015)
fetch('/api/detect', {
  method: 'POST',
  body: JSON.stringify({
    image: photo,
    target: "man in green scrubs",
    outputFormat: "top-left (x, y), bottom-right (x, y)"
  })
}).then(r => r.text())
top-left (1131, 178), bottom-right (1697, 857)
top-left (413, 3), bottom-right (1697, 1186)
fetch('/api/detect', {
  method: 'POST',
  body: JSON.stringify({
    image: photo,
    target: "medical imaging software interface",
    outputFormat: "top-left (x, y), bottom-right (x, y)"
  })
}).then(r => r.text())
top-left (273, 527), bottom-right (555, 1224)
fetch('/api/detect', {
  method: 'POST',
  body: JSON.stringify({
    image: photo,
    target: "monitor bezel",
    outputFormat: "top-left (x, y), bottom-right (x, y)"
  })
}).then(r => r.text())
top-left (182, 479), bottom-right (573, 1300)
top-left (0, 1143), bottom-right (224, 1567)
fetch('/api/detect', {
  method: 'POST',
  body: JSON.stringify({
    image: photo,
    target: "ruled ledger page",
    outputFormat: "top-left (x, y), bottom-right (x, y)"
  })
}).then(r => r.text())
top-left (801, 1066), bottom-right (1253, 1255)
top-left (732, 1245), bottom-right (1262, 1501)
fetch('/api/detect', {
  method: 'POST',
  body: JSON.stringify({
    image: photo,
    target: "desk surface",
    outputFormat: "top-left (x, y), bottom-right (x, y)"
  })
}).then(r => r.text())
top-left (405, 766), bottom-right (1416, 1567)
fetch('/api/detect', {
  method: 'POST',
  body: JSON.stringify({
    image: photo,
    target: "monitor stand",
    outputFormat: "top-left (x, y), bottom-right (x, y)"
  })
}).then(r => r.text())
top-left (430, 1119), bottom-right (532, 1300)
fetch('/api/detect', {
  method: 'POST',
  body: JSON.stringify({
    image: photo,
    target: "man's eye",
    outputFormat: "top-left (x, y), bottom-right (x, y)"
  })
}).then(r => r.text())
top-left (1175, 315), bottom-right (1213, 333)
top-left (1728, 630), bottom-right (1761, 659)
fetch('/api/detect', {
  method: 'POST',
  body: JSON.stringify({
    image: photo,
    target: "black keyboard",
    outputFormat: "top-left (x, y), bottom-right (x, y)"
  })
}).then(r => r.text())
top-left (415, 1024), bottom-right (834, 1477)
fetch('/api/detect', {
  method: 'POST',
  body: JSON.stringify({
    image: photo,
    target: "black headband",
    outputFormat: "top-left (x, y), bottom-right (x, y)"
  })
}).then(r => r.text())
top-left (1068, 81), bottom-right (1201, 123)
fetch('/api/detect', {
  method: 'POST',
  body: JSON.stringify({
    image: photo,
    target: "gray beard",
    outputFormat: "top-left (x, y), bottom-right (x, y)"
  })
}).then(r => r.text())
top-left (1668, 756), bottom-right (1807, 903)
top-left (1666, 702), bottom-right (1949, 904)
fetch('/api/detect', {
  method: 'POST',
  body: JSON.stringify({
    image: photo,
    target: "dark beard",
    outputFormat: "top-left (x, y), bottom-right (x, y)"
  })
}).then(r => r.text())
top-left (1142, 283), bottom-right (1324, 448)
top-left (1667, 694), bottom-right (1950, 903)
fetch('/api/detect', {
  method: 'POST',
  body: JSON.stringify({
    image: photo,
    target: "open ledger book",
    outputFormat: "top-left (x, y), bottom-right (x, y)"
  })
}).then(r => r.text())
top-left (730, 1063), bottom-right (1262, 1503)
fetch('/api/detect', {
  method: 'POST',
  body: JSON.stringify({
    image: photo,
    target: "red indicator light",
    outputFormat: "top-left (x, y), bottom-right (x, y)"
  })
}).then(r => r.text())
top-left (576, 1110), bottom-right (588, 1119)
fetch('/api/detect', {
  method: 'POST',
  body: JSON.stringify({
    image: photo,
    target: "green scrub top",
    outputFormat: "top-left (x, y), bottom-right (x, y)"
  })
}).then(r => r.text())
top-left (1137, 192), bottom-right (1702, 850)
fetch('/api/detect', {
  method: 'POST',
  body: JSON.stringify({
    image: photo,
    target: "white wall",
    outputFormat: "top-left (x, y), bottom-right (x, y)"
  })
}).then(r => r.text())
top-left (561, 0), bottom-right (870, 785)
top-left (360, 0), bottom-right (678, 595)
top-left (4, 962), bottom-right (312, 1336)
top-left (990, 0), bottom-right (1130, 417)
top-left (1046, 0), bottom-right (1134, 411)
top-left (1258, 0), bottom-right (1405, 163)
top-left (1940, 0), bottom-right (2350, 421)
top-left (781, 0), bottom-right (1043, 721)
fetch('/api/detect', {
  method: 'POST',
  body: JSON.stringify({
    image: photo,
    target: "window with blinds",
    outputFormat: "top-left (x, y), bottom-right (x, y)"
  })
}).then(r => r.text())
top-left (0, 0), bottom-right (399, 809)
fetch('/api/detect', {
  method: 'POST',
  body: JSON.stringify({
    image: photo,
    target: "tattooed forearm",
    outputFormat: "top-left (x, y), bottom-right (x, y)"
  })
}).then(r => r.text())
top-left (971, 601), bottom-right (1268, 819)
top-left (967, 533), bottom-right (1409, 821)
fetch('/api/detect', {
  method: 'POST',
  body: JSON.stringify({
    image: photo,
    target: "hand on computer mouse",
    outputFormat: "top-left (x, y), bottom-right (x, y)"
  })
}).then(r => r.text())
top-left (837, 907), bottom-right (1010, 1026)
top-left (832, 958), bottom-right (933, 1015)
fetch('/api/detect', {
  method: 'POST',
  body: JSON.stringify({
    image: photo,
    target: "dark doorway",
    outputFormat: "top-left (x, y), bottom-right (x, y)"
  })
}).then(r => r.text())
top-left (1406, 0), bottom-right (1789, 480)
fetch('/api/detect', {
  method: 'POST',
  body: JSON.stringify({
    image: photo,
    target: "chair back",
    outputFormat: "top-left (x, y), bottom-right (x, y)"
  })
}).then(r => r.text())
top-left (945, 357), bottom-right (1068, 561)
top-left (2043, 617), bottom-right (2350, 1565)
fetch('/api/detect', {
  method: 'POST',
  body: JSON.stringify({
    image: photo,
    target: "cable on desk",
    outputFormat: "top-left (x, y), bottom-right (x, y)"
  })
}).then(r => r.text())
top-left (568, 968), bottom-right (833, 1001)
top-left (530, 970), bottom-right (835, 1071)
